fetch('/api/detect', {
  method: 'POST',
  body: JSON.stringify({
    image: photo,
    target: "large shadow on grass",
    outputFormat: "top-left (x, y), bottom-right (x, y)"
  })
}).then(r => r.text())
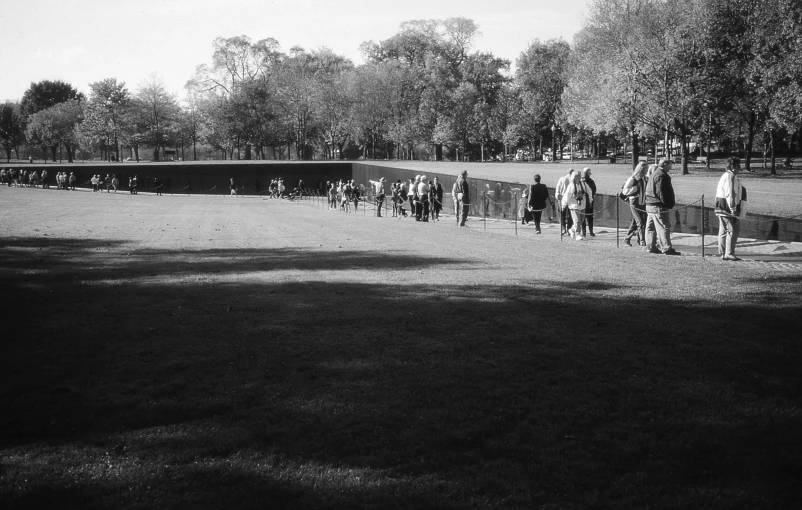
top-left (1, 236), bottom-right (801, 508)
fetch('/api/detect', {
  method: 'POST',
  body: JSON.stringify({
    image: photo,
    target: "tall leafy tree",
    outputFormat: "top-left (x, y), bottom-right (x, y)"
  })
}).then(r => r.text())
top-left (0, 102), bottom-right (25, 161)
top-left (20, 80), bottom-right (83, 160)
top-left (130, 76), bottom-right (180, 161)
top-left (25, 99), bottom-right (84, 162)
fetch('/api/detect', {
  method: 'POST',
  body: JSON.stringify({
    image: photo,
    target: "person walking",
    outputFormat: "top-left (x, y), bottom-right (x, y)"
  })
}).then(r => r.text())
top-left (581, 168), bottom-right (597, 237)
top-left (562, 172), bottom-right (588, 241)
top-left (623, 162), bottom-right (648, 247)
top-left (715, 157), bottom-right (743, 261)
top-left (555, 169), bottom-right (575, 234)
top-left (455, 170), bottom-right (470, 227)
top-left (644, 158), bottom-right (681, 255)
top-left (528, 174), bottom-right (551, 234)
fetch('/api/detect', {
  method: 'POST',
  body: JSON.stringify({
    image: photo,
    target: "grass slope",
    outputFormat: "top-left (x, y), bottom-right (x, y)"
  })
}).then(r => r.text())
top-left (1, 188), bottom-right (801, 509)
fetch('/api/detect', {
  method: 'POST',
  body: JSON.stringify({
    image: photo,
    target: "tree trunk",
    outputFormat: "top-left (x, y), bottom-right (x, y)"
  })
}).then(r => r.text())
top-left (434, 143), bottom-right (443, 161)
top-left (631, 126), bottom-right (639, 170)
top-left (680, 126), bottom-right (689, 175)
top-left (770, 129), bottom-right (776, 175)
top-left (744, 112), bottom-right (756, 171)
top-left (153, 146), bottom-right (160, 161)
top-left (50, 145), bottom-right (57, 162)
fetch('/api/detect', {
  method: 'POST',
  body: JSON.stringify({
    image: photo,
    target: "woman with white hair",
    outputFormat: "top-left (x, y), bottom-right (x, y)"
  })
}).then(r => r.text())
top-left (562, 171), bottom-right (588, 240)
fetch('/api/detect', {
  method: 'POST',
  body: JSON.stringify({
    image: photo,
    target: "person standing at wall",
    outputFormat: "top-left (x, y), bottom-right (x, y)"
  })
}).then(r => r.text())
top-left (644, 158), bottom-right (680, 255)
top-left (418, 176), bottom-right (431, 222)
top-left (431, 177), bottom-right (443, 221)
top-left (456, 170), bottom-right (470, 227)
top-left (623, 162), bottom-right (648, 247)
top-left (581, 168), bottom-right (597, 237)
top-left (369, 177), bottom-right (386, 217)
top-left (555, 169), bottom-right (575, 234)
top-left (715, 157), bottom-right (743, 261)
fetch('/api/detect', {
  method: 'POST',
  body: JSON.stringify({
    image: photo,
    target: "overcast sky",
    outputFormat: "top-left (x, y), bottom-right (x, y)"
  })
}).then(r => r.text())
top-left (0, 0), bottom-right (589, 102)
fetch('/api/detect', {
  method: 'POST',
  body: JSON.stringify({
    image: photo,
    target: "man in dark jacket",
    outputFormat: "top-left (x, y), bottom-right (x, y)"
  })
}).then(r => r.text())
top-left (528, 174), bottom-right (550, 234)
top-left (644, 158), bottom-right (680, 255)
top-left (581, 168), bottom-right (597, 237)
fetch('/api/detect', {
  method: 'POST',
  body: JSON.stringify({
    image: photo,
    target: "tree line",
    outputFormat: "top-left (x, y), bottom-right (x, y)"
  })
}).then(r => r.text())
top-left (1, 0), bottom-right (800, 174)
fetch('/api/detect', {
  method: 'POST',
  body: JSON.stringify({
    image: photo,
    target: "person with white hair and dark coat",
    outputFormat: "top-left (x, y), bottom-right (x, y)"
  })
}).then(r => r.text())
top-left (644, 158), bottom-right (680, 255)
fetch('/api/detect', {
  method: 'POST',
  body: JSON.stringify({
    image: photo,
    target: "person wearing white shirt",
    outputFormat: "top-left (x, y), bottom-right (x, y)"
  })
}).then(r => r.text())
top-left (715, 157), bottom-right (743, 261)
top-left (555, 169), bottom-right (575, 234)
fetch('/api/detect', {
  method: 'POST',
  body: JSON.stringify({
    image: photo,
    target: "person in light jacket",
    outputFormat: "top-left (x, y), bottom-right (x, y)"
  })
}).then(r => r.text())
top-left (623, 162), bottom-right (648, 247)
top-left (561, 171), bottom-right (587, 241)
top-left (715, 157), bottom-right (743, 261)
top-left (455, 170), bottom-right (470, 227)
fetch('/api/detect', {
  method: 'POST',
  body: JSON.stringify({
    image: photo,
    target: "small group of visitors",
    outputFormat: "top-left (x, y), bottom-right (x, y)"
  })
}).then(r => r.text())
top-left (555, 167), bottom-right (597, 240)
top-left (326, 179), bottom-right (362, 212)
top-left (388, 175), bottom-right (444, 221)
top-left (90, 174), bottom-right (120, 193)
top-left (616, 158), bottom-right (679, 255)
top-left (0, 167), bottom-right (48, 188)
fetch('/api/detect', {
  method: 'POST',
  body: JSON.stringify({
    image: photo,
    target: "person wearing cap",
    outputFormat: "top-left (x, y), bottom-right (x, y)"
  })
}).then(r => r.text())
top-left (91, 174), bottom-right (99, 192)
top-left (528, 174), bottom-right (551, 234)
top-left (455, 170), bottom-right (470, 226)
top-left (581, 168), bottom-right (597, 237)
top-left (644, 158), bottom-right (680, 255)
top-left (369, 178), bottom-right (386, 217)
top-left (715, 157), bottom-right (743, 261)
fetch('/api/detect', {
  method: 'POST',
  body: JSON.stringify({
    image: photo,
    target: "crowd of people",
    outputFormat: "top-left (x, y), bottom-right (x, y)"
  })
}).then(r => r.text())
top-left (2, 161), bottom-right (747, 260)
top-left (365, 175), bottom-right (446, 221)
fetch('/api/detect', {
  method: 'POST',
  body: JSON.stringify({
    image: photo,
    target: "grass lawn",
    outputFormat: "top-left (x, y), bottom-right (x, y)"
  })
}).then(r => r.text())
top-left (1, 187), bottom-right (801, 509)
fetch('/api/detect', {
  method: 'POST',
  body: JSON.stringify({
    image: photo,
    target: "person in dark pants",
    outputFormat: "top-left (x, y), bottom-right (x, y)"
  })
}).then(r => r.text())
top-left (528, 174), bottom-right (551, 234)
top-left (581, 168), bottom-right (597, 236)
top-left (430, 177), bottom-right (443, 221)
top-left (555, 169), bottom-right (575, 234)
top-left (456, 170), bottom-right (470, 226)
top-left (623, 162), bottom-right (648, 246)
top-left (370, 178), bottom-right (385, 217)
top-left (418, 176), bottom-right (431, 222)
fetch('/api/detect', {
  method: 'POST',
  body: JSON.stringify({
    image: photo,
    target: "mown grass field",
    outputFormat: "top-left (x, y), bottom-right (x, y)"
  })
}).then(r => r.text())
top-left (1, 187), bottom-right (801, 509)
